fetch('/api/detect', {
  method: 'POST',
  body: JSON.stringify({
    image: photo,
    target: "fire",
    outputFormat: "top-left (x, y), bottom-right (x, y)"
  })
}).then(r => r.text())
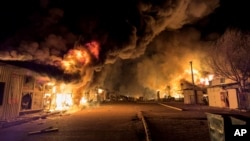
top-left (208, 74), bottom-right (214, 81)
top-left (43, 82), bottom-right (77, 112)
top-left (67, 48), bottom-right (90, 64)
top-left (170, 83), bottom-right (184, 99)
top-left (185, 68), bottom-right (199, 75)
top-left (200, 78), bottom-right (208, 85)
top-left (184, 68), bottom-right (214, 86)
top-left (199, 74), bottom-right (214, 86)
top-left (42, 81), bottom-right (103, 113)
top-left (45, 41), bottom-right (101, 111)
top-left (86, 41), bottom-right (100, 59)
top-left (80, 97), bottom-right (87, 105)
top-left (172, 93), bottom-right (184, 99)
top-left (59, 41), bottom-right (100, 73)
top-left (61, 48), bottom-right (91, 72)
top-left (55, 93), bottom-right (73, 111)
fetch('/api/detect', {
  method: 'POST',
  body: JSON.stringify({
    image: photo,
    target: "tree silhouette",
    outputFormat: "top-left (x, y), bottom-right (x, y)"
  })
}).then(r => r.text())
top-left (207, 28), bottom-right (250, 109)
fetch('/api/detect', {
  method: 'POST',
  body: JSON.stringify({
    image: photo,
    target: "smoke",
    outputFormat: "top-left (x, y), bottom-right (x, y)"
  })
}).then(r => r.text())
top-left (104, 0), bottom-right (220, 63)
top-left (97, 27), bottom-right (216, 98)
top-left (137, 27), bottom-right (213, 91)
top-left (92, 58), bottom-right (144, 97)
top-left (0, 0), bottom-right (220, 94)
top-left (0, 34), bottom-right (68, 64)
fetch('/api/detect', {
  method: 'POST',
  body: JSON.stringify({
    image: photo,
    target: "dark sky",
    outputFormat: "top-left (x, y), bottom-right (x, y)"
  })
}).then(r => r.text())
top-left (0, 0), bottom-right (249, 46)
top-left (0, 0), bottom-right (249, 51)
top-left (0, 0), bottom-right (250, 92)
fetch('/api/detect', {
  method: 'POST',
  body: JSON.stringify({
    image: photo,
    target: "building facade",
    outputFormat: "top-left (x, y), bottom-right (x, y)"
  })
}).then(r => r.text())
top-left (207, 77), bottom-right (249, 109)
top-left (0, 63), bottom-right (46, 121)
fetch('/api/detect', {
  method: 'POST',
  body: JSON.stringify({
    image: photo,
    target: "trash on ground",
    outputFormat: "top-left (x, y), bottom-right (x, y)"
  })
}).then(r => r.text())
top-left (28, 126), bottom-right (59, 135)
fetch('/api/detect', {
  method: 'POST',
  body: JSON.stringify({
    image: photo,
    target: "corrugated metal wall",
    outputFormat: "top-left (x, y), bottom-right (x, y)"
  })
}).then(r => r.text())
top-left (0, 65), bottom-right (12, 120)
top-left (0, 65), bottom-right (24, 121)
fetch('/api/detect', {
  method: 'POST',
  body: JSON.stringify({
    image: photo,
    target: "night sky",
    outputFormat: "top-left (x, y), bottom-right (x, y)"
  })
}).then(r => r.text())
top-left (0, 0), bottom-right (250, 95)
top-left (0, 0), bottom-right (249, 55)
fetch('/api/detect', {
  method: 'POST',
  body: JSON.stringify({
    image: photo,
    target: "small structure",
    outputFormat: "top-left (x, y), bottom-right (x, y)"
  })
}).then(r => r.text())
top-left (183, 89), bottom-right (204, 104)
top-left (207, 77), bottom-right (240, 109)
top-left (0, 62), bottom-right (47, 121)
top-left (181, 80), bottom-right (206, 104)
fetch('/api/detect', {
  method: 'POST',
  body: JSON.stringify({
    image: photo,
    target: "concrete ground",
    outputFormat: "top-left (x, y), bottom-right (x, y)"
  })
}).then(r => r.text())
top-left (1, 101), bottom-right (250, 129)
top-left (0, 102), bottom-right (250, 141)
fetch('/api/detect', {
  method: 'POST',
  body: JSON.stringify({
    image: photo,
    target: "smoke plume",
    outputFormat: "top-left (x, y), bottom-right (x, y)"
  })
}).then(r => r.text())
top-left (0, 0), bottom-right (220, 93)
top-left (96, 27), bottom-right (217, 98)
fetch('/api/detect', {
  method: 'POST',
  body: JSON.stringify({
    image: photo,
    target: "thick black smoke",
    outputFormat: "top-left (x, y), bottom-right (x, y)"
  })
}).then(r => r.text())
top-left (0, 0), bottom-right (249, 93)
top-left (0, 0), bottom-right (219, 64)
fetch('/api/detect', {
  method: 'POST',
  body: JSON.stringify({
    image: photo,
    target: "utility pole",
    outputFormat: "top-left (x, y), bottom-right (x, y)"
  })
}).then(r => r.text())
top-left (190, 61), bottom-right (197, 104)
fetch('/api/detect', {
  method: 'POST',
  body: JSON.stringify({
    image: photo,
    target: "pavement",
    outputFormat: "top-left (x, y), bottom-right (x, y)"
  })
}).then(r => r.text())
top-left (0, 111), bottom-right (61, 129)
top-left (1, 101), bottom-right (250, 129)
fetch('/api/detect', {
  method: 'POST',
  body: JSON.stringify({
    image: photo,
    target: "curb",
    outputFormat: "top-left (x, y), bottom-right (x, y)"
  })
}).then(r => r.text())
top-left (158, 103), bottom-right (184, 111)
top-left (137, 111), bottom-right (152, 141)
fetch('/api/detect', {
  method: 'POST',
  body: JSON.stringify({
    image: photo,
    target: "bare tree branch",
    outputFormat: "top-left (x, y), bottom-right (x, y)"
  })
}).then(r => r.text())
top-left (206, 28), bottom-right (250, 108)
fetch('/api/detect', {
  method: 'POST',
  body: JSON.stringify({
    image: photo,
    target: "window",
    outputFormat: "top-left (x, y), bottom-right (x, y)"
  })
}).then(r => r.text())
top-left (23, 76), bottom-right (34, 90)
top-left (220, 78), bottom-right (225, 84)
top-left (21, 92), bottom-right (33, 110)
top-left (0, 82), bottom-right (5, 105)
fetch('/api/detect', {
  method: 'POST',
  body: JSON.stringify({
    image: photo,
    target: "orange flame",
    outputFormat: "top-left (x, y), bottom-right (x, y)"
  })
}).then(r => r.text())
top-left (86, 41), bottom-right (100, 59)
top-left (61, 48), bottom-right (91, 72)
top-left (68, 49), bottom-right (90, 64)
top-left (60, 41), bottom-right (100, 73)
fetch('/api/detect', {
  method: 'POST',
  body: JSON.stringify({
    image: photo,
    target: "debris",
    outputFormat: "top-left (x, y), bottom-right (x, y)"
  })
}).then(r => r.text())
top-left (28, 126), bottom-right (59, 135)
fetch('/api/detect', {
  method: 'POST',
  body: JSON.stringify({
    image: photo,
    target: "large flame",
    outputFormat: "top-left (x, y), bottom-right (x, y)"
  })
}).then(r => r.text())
top-left (41, 41), bottom-right (101, 112)
top-left (161, 68), bottom-right (214, 99)
top-left (61, 47), bottom-right (91, 73)
top-left (60, 41), bottom-right (100, 73)
top-left (42, 81), bottom-right (95, 113)
top-left (184, 68), bottom-right (214, 86)
top-left (55, 93), bottom-right (73, 111)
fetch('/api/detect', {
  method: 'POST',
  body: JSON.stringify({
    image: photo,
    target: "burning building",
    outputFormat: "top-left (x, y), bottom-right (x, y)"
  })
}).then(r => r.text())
top-left (0, 60), bottom-right (100, 121)
top-left (0, 62), bottom-right (48, 120)
top-left (1, 0), bottom-right (246, 118)
top-left (0, 38), bottom-right (103, 121)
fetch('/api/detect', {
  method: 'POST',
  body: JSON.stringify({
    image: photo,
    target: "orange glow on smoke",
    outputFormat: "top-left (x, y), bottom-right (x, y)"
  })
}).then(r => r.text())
top-left (184, 68), bottom-right (214, 86)
top-left (86, 41), bottom-right (100, 59)
top-left (60, 41), bottom-right (100, 73)
top-left (199, 74), bottom-right (214, 86)
top-left (61, 48), bottom-right (91, 72)
top-left (68, 49), bottom-right (90, 64)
